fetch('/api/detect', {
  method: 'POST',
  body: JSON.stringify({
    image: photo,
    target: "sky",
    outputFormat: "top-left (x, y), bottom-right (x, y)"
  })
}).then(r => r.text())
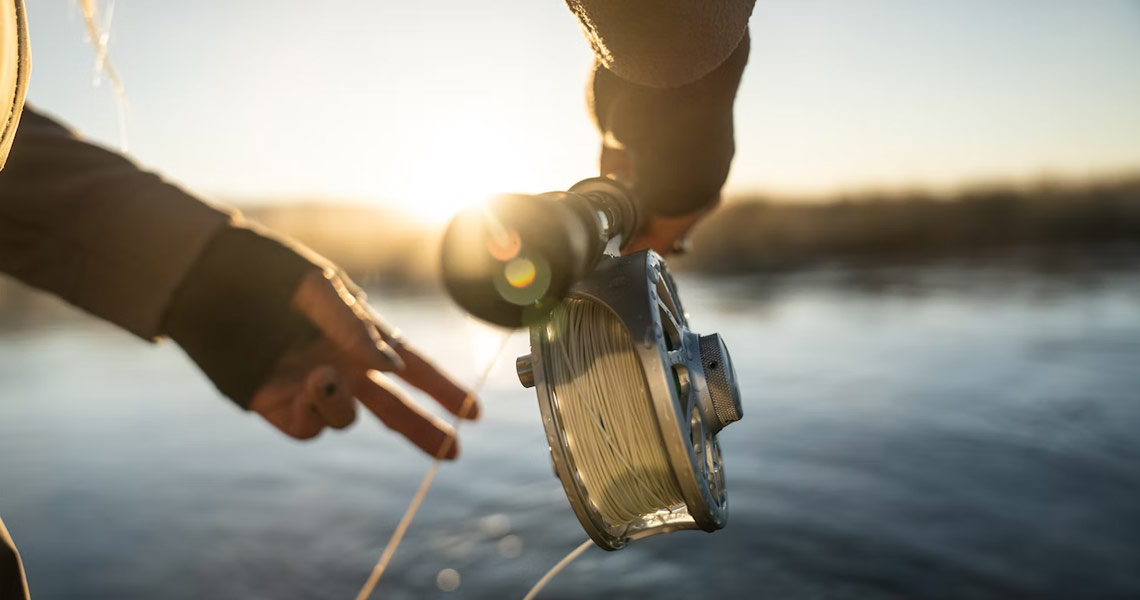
top-left (20, 0), bottom-right (1140, 221)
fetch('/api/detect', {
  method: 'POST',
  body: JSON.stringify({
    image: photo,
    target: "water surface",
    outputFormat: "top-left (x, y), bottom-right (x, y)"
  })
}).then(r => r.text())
top-left (1, 264), bottom-right (1138, 599)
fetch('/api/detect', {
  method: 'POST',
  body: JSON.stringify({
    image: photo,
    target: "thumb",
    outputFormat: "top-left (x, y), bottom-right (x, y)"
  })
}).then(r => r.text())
top-left (292, 269), bottom-right (404, 371)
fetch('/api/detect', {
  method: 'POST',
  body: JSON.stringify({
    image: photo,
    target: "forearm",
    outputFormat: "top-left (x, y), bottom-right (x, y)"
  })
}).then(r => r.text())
top-left (0, 107), bottom-right (329, 406)
top-left (0, 107), bottom-right (231, 338)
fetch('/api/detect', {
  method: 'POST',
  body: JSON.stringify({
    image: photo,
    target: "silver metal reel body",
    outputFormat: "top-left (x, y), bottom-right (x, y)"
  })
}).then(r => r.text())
top-left (517, 250), bottom-right (743, 550)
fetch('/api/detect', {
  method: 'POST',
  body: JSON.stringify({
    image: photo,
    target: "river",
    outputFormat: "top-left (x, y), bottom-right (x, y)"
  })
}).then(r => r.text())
top-left (1, 261), bottom-right (1138, 599)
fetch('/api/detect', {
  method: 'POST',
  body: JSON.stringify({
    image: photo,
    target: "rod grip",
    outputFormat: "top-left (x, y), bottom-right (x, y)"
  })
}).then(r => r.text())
top-left (440, 178), bottom-right (639, 328)
top-left (440, 192), bottom-right (599, 328)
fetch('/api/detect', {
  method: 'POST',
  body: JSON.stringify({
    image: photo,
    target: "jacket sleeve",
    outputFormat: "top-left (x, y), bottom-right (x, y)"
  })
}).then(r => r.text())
top-left (0, 107), bottom-right (231, 338)
top-left (0, 107), bottom-right (323, 407)
top-left (567, 1), bottom-right (753, 217)
top-left (566, 0), bottom-right (754, 89)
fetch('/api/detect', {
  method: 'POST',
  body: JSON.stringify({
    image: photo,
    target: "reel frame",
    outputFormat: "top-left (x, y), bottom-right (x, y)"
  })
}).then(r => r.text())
top-left (523, 250), bottom-right (730, 550)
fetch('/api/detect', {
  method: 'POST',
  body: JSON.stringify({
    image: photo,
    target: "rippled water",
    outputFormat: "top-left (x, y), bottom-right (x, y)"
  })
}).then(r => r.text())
top-left (1, 263), bottom-right (1139, 599)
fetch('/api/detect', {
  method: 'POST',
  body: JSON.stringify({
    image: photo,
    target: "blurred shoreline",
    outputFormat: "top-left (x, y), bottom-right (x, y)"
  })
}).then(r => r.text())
top-left (679, 174), bottom-right (1140, 273)
top-left (1, 174), bottom-right (1138, 325)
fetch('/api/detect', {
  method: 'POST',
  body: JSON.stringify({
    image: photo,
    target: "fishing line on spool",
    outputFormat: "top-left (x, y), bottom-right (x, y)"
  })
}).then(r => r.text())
top-left (521, 298), bottom-right (687, 599)
top-left (546, 298), bottom-right (685, 524)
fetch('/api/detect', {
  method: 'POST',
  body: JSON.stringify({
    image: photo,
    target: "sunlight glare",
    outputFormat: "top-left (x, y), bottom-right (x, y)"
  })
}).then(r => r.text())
top-left (389, 116), bottom-right (563, 224)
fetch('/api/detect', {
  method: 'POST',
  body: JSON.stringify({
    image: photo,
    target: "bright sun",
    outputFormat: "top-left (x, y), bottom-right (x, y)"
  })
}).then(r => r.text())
top-left (398, 120), bottom-right (559, 224)
top-left (356, 112), bottom-right (597, 225)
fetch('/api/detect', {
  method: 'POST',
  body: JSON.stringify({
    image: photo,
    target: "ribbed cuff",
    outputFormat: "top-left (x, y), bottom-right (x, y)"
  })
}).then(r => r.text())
top-left (161, 226), bottom-right (321, 408)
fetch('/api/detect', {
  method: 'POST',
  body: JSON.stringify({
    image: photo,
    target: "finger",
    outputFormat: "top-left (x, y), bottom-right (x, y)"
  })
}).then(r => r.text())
top-left (623, 208), bottom-right (711, 257)
top-left (249, 364), bottom-right (326, 440)
top-left (306, 366), bottom-right (356, 429)
top-left (353, 371), bottom-right (461, 460)
top-left (389, 341), bottom-right (480, 421)
top-left (284, 398), bottom-right (327, 440)
top-left (292, 270), bottom-right (404, 372)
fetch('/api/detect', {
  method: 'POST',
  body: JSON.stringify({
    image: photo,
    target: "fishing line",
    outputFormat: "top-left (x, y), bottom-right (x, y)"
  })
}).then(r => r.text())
top-left (355, 330), bottom-right (512, 600)
top-left (78, 0), bottom-right (130, 151)
top-left (546, 298), bottom-right (685, 525)
top-left (521, 538), bottom-right (593, 600)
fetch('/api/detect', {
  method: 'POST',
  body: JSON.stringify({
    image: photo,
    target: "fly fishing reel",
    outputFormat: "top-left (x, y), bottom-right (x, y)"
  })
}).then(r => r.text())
top-left (441, 178), bottom-right (743, 550)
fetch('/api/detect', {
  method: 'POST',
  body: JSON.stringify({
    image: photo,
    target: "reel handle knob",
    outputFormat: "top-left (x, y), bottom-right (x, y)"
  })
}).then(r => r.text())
top-left (699, 334), bottom-right (743, 432)
top-left (516, 354), bottom-right (536, 388)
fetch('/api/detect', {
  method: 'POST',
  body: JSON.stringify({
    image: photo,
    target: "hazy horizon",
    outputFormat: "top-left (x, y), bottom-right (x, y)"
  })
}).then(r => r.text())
top-left (19, 1), bottom-right (1140, 222)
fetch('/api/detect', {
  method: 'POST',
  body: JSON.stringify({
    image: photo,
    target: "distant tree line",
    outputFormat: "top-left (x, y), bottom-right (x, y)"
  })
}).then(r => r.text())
top-left (677, 175), bottom-right (1140, 272)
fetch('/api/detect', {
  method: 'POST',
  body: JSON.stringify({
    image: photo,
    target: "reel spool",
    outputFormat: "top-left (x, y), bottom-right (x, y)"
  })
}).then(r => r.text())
top-left (517, 250), bottom-right (742, 550)
top-left (441, 178), bottom-right (744, 550)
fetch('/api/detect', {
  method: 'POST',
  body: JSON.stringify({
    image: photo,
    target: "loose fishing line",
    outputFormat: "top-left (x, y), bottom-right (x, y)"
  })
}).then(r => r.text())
top-left (521, 538), bottom-right (593, 600)
top-left (355, 331), bottom-right (512, 600)
top-left (77, 0), bottom-right (130, 151)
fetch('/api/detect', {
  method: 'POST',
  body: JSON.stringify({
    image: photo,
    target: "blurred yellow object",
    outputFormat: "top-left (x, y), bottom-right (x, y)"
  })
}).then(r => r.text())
top-left (0, 0), bottom-right (30, 170)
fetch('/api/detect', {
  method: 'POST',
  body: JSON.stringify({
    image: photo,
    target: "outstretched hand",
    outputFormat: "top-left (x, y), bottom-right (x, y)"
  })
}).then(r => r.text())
top-left (249, 269), bottom-right (478, 459)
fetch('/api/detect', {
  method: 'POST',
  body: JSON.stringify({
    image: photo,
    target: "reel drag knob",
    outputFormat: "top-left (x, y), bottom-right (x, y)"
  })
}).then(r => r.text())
top-left (698, 334), bottom-right (743, 433)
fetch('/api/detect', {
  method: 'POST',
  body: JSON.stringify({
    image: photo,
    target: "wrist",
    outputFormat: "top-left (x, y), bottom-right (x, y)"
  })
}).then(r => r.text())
top-left (161, 225), bottom-right (322, 407)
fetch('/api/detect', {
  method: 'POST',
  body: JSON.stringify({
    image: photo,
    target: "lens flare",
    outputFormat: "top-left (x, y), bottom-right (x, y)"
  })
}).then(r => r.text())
top-left (493, 253), bottom-right (551, 306)
top-left (486, 229), bottom-right (522, 261)
top-left (505, 258), bottom-right (537, 288)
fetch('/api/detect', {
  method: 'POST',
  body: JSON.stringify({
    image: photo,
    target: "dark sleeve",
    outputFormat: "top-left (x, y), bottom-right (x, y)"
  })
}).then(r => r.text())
top-left (566, 0), bottom-right (754, 89)
top-left (0, 106), bottom-right (231, 338)
top-left (589, 32), bottom-right (750, 217)
top-left (0, 107), bottom-right (323, 408)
